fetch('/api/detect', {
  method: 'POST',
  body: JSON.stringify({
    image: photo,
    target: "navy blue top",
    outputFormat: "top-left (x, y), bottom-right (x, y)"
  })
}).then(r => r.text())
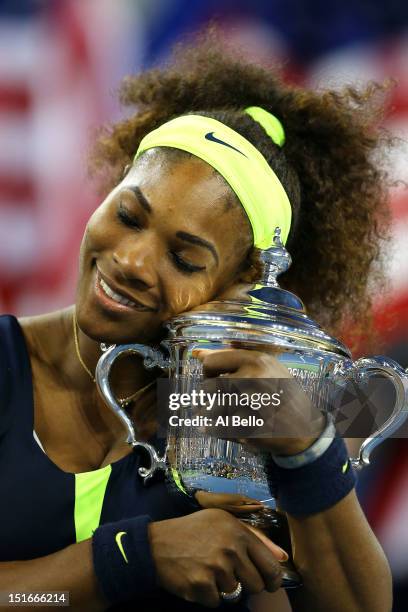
top-left (0, 315), bottom-right (250, 611)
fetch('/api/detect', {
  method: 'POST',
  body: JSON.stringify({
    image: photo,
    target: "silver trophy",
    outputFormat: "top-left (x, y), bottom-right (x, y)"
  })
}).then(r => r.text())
top-left (96, 227), bottom-right (408, 588)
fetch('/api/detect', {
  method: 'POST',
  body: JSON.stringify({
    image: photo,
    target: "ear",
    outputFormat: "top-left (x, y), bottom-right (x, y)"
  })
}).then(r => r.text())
top-left (121, 163), bottom-right (132, 179)
top-left (235, 251), bottom-right (263, 284)
top-left (216, 283), bottom-right (257, 301)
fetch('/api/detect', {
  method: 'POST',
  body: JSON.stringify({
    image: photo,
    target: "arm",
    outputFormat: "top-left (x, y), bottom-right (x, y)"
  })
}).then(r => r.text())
top-left (195, 489), bottom-right (392, 612)
top-left (0, 510), bottom-right (286, 611)
top-left (193, 348), bottom-right (393, 612)
top-left (247, 493), bottom-right (392, 612)
top-left (249, 589), bottom-right (292, 612)
top-left (0, 539), bottom-right (106, 612)
top-left (286, 489), bottom-right (392, 612)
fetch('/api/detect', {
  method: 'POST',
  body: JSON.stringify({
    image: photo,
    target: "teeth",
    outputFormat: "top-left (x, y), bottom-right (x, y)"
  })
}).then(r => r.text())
top-left (100, 277), bottom-right (137, 307)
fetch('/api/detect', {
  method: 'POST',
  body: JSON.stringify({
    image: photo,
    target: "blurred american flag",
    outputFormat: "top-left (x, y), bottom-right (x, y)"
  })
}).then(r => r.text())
top-left (0, 0), bottom-right (142, 314)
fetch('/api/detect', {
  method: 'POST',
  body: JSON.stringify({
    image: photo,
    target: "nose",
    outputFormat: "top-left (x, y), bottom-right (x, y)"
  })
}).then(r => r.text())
top-left (112, 235), bottom-right (158, 290)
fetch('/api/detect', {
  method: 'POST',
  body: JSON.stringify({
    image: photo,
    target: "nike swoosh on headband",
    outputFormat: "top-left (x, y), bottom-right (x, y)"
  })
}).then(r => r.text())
top-left (205, 132), bottom-right (247, 157)
top-left (115, 531), bottom-right (129, 563)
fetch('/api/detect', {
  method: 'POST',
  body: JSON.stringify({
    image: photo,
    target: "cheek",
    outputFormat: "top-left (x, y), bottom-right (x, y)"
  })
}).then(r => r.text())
top-left (163, 274), bottom-right (217, 317)
top-left (78, 225), bottom-right (92, 271)
top-left (80, 208), bottom-right (114, 256)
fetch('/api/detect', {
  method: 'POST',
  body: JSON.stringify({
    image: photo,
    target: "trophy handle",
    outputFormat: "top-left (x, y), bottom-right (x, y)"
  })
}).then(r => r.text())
top-left (343, 356), bottom-right (408, 469)
top-left (95, 343), bottom-right (170, 483)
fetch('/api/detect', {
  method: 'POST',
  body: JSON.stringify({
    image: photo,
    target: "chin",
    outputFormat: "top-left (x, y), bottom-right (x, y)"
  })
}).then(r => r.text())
top-left (80, 311), bottom-right (165, 346)
top-left (76, 264), bottom-right (164, 344)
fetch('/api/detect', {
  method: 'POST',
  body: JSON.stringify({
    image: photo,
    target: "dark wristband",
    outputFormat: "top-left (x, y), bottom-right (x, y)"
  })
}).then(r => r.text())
top-left (92, 515), bottom-right (157, 605)
top-left (264, 433), bottom-right (357, 516)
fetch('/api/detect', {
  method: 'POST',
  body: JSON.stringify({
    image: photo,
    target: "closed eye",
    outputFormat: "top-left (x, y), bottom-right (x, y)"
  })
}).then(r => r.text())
top-left (117, 202), bottom-right (206, 274)
top-left (117, 202), bottom-right (141, 229)
top-left (170, 252), bottom-right (206, 274)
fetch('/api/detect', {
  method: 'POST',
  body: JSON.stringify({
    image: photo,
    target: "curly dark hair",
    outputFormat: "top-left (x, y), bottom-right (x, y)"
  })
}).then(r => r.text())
top-left (89, 31), bottom-right (393, 345)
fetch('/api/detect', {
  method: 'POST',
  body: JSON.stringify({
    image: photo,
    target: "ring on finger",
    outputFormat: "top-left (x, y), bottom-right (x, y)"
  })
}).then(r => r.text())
top-left (219, 581), bottom-right (243, 602)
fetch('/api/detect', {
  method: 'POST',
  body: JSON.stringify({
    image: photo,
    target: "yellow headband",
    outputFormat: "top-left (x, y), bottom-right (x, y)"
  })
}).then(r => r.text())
top-left (245, 106), bottom-right (286, 146)
top-left (134, 112), bottom-right (291, 248)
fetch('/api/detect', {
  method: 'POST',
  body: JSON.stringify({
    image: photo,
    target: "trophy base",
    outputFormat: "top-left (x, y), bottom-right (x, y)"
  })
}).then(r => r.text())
top-left (240, 508), bottom-right (302, 589)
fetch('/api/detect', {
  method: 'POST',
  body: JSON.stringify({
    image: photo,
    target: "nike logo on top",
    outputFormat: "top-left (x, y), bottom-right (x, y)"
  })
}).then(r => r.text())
top-left (205, 132), bottom-right (247, 157)
top-left (115, 531), bottom-right (129, 564)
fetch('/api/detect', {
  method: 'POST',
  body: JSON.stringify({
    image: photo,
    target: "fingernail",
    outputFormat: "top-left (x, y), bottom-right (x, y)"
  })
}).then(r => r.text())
top-left (276, 547), bottom-right (289, 562)
top-left (192, 348), bottom-right (213, 356)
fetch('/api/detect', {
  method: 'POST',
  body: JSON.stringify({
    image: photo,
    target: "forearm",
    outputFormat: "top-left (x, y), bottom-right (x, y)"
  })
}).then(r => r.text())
top-left (286, 490), bottom-right (392, 612)
top-left (0, 539), bottom-right (107, 612)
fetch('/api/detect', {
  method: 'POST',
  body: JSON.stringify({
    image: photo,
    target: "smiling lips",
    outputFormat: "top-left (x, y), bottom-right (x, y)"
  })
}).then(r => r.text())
top-left (97, 269), bottom-right (156, 311)
top-left (100, 276), bottom-right (139, 307)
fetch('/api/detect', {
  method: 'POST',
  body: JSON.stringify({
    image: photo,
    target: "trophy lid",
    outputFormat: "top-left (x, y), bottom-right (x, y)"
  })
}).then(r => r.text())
top-left (166, 228), bottom-right (351, 358)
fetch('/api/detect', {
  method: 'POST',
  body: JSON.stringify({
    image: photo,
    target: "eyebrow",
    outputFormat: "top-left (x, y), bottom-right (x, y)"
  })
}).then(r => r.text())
top-left (122, 185), bottom-right (152, 214)
top-left (176, 231), bottom-right (219, 266)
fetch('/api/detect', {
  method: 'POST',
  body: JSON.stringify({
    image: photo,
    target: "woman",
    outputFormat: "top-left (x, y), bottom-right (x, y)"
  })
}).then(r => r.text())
top-left (0, 34), bottom-right (393, 611)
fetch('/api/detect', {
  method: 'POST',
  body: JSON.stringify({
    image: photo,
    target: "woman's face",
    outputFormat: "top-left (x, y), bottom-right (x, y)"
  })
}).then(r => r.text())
top-left (76, 150), bottom-right (253, 344)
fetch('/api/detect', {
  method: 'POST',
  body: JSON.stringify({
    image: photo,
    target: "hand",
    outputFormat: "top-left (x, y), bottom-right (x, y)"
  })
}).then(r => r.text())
top-left (148, 508), bottom-right (286, 608)
top-left (192, 347), bottom-right (325, 455)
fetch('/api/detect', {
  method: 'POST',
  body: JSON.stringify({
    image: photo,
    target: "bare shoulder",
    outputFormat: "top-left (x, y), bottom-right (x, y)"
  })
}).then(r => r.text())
top-left (18, 307), bottom-right (73, 364)
top-left (18, 308), bottom-right (69, 329)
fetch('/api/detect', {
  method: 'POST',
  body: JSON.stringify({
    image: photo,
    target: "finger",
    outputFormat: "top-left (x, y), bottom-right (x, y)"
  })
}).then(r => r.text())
top-left (245, 530), bottom-right (284, 593)
top-left (196, 492), bottom-right (263, 508)
top-left (238, 495), bottom-right (264, 505)
top-left (216, 494), bottom-right (263, 507)
top-left (244, 524), bottom-right (289, 561)
top-left (247, 544), bottom-right (283, 593)
top-left (234, 551), bottom-right (265, 595)
top-left (223, 504), bottom-right (266, 515)
top-left (192, 348), bottom-right (259, 377)
top-left (190, 573), bottom-right (220, 609)
top-left (214, 567), bottom-right (242, 604)
top-left (193, 348), bottom-right (292, 380)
